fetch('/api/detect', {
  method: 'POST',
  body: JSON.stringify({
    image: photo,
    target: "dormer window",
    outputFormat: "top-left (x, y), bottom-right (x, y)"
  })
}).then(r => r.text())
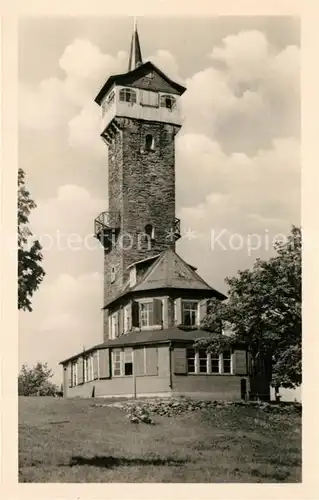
top-left (119, 88), bottom-right (136, 104)
top-left (145, 134), bottom-right (155, 151)
top-left (160, 94), bottom-right (176, 110)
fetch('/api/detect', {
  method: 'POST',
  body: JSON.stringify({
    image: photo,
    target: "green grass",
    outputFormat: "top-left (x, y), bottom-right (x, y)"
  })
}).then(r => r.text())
top-left (19, 396), bottom-right (301, 483)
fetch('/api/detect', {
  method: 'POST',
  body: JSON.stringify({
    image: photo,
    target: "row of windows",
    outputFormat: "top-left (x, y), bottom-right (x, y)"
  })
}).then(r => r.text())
top-left (119, 88), bottom-right (176, 109)
top-left (101, 88), bottom-right (176, 115)
top-left (69, 348), bottom-right (151, 384)
top-left (69, 348), bottom-right (235, 388)
top-left (108, 299), bottom-right (205, 339)
top-left (187, 349), bottom-right (232, 375)
top-left (70, 353), bottom-right (96, 386)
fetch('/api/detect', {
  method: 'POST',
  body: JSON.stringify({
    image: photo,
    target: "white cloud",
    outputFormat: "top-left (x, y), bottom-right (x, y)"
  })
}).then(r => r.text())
top-left (209, 30), bottom-right (269, 82)
top-left (27, 185), bottom-right (106, 283)
top-left (20, 40), bottom-right (183, 157)
top-left (181, 30), bottom-right (300, 151)
top-left (19, 39), bottom-right (127, 131)
top-left (19, 78), bottom-right (76, 130)
top-left (19, 272), bottom-right (104, 383)
top-left (148, 49), bottom-right (183, 84)
top-left (31, 184), bottom-right (106, 238)
top-left (175, 133), bottom-right (300, 292)
top-left (68, 102), bottom-right (105, 156)
top-left (176, 133), bottom-right (300, 225)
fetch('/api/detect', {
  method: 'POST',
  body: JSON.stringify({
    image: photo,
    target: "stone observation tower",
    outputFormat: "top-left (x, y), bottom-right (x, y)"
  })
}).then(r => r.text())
top-left (60, 21), bottom-right (251, 403)
top-left (93, 20), bottom-right (187, 338)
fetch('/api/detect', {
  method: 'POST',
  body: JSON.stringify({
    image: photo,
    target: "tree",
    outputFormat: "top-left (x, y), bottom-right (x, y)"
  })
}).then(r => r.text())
top-left (198, 226), bottom-right (301, 400)
top-left (18, 168), bottom-right (45, 311)
top-left (18, 362), bottom-right (58, 396)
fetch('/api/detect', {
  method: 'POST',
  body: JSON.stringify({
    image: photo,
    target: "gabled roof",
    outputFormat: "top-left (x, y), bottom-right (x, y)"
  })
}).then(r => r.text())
top-left (94, 61), bottom-right (186, 105)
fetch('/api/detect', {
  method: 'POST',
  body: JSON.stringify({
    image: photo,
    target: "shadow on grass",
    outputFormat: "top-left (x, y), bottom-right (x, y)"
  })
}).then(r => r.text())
top-left (69, 455), bottom-right (188, 469)
top-left (251, 468), bottom-right (290, 481)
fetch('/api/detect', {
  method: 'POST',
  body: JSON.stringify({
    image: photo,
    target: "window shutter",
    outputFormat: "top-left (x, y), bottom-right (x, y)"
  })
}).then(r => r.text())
top-left (145, 347), bottom-right (158, 376)
top-left (98, 348), bottom-right (110, 378)
top-left (114, 312), bottom-right (119, 337)
top-left (134, 347), bottom-right (145, 376)
top-left (173, 347), bottom-right (187, 374)
top-left (77, 357), bottom-right (84, 384)
top-left (108, 315), bottom-right (112, 339)
top-left (141, 90), bottom-right (158, 107)
top-left (67, 363), bottom-right (72, 388)
top-left (174, 298), bottom-right (182, 325)
top-left (132, 301), bottom-right (140, 327)
top-left (93, 351), bottom-right (99, 379)
top-left (233, 350), bottom-right (247, 375)
top-left (152, 299), bottom-right (162, 325)
top-left (199, 299), bottom-right (207, 324)
top-left (118, 309), bottom-right (124, 336)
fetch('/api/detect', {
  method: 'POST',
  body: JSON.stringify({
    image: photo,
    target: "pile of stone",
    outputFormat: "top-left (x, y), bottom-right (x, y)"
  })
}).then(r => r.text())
top-left (91, 397), bottom-right (301, 423)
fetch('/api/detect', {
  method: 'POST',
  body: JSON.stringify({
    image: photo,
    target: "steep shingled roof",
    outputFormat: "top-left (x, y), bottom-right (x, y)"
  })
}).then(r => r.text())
top-left (128, 18), bottom-right (143, 72)
top-left (103, 248), bottom-right (226, 308)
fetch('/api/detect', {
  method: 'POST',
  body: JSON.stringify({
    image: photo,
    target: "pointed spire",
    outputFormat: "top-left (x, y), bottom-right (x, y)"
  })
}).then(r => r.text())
top-left (128, 17), bottom-right (143, 72)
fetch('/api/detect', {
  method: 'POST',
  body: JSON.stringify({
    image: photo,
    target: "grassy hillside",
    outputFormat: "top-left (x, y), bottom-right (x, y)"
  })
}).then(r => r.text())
top-left (19, 396), bottom-right (301, 483)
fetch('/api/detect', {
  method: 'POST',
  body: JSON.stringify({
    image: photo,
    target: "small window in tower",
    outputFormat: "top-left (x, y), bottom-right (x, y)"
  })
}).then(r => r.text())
top-left (160, 94), bottom-right (176, 110)
top-left (145, 134), bottom-right (155, 151)
top-left (119, 88), bottom-right (136, 104)
top-left (110, 266), bottom-right (116, 283)
top-left (145, 224), bottom-right (155, 240)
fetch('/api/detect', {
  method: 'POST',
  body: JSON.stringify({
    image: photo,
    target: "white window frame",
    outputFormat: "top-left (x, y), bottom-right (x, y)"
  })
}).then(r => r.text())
top-left (123, 304), bottom-right (131, 333)
top-left (112, 348), bottom-right (133, 377)
top-left (182, 300), bottom-right (199, 326)
top-left (71, 361), bottom-right (77, 386)
top-left (83, 353), bottom-right (94, 383)
top-left (119, 87), bottom-right (136, 104)
top-left (222, 350), bottom-right (232, 374)
top-left (84, 357), bottom-right (88, 383)
top-left (139, 300), bottom-right (153, 328)
top-left (110, 312), bottom-right (119, 339)
top-left (112, 349), bottom-right (122, 376)
top-left (186, 349), bottom-right (234, 375)
top-left (160, 94), bottom-right (176, 110)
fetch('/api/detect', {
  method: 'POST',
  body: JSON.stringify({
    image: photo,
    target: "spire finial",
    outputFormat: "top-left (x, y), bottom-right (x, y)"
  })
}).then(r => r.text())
top-left (128, 17), bottom-right (143, 71)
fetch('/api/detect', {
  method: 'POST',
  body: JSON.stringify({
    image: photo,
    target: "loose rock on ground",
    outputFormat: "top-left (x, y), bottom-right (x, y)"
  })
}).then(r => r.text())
top-left (91, 396), bottom-right (301, 424)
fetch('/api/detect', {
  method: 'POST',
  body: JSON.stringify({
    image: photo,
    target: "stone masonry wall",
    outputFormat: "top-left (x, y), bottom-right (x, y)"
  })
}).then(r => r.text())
top-left (103, 117), bottom-right (181, 342)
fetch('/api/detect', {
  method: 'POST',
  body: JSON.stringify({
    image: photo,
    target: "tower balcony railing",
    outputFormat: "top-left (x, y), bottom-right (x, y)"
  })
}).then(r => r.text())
top-left (94, 211), bottom-right (121, 250)
top-left (174, 217), bottom-right (181, 240)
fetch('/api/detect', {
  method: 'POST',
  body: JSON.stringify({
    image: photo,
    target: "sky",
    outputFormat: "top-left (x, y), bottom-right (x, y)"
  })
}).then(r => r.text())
top-left (18, 16), bottom-right (300, 385)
